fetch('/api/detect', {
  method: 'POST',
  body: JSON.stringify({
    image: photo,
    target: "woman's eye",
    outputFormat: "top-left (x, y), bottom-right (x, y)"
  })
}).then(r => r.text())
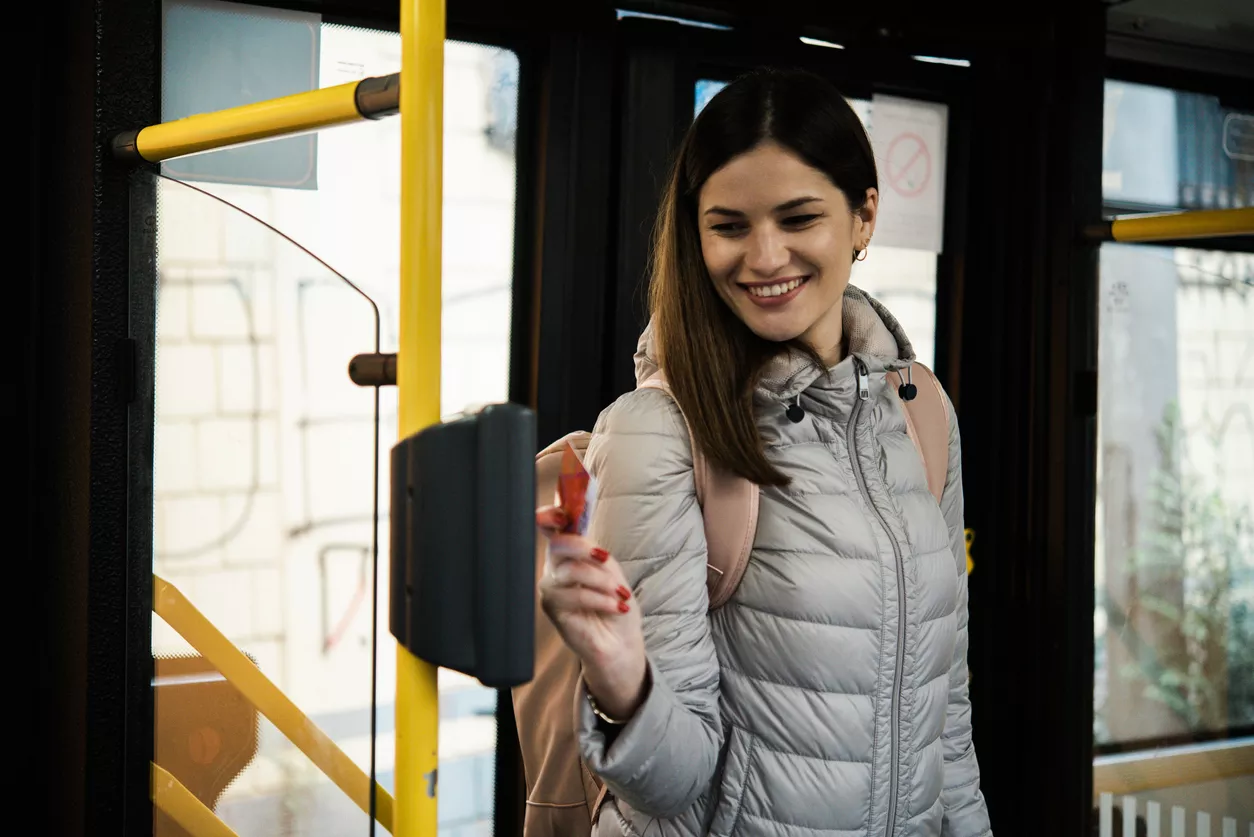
top-left (783, 214), bottom-right (821, 226)
top-left (711, 222), bottom-right (745, 233)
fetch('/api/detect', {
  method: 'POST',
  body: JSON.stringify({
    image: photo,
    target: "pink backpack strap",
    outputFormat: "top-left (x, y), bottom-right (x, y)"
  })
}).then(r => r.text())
top-left (888, 363), bottom-right (950, 504)
top-left (637, 373), bottom-right (759, 610)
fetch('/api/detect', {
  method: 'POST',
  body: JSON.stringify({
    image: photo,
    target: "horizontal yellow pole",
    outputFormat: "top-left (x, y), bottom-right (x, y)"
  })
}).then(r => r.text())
top-left (114, 74), bottom-right (400, 163)
top-left (151, 762), bottom-right (240, 837)
top-left (1093, 738), bottom-right (1254, 795)
top-left (1109, 207), bottom-right (1254, 242)
top-left (152, 575), bottom-right (395, 832)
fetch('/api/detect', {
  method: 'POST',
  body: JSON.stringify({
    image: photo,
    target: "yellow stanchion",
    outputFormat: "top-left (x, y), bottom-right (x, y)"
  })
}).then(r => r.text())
top-left (152, 575), bottom-right (395, 830)
top-left (395, 0), bottom-right (445, 834)
top-left (150, 763), bottom-right (241, 837)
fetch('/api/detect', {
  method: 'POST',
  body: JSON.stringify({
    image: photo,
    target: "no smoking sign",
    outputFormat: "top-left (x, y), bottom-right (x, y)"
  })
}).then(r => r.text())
top-left (885, 131), bottom-right (931, 198)
top-left (869, 94), bottom-right (948, 253)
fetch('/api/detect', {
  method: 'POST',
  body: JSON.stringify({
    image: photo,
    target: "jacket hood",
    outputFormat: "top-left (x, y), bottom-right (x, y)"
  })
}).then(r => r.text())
top-left (633, 284), bottom-right (917, 400)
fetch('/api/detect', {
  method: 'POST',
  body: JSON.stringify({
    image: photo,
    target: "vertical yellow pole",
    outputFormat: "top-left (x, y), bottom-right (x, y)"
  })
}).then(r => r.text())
top-left (397, 0), bottom-right (443, 834)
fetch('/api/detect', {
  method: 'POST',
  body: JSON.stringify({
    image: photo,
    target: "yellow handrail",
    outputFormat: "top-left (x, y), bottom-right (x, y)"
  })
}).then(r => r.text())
top-left (1106, 207), bottom-right (1254, 242)
top-left (112, 73), bottom-right (399, 163)
top-left (151, 762), bottom-right (240, 837)
top-left (396, 0), bottom-right (445, 833)
top-left (152, 575), bottom-right (395, 831)
top-left (1093, 738), bottom-right (1254, 795)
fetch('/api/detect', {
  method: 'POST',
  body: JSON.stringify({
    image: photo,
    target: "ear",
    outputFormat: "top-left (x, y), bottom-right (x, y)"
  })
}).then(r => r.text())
top-left (854, 187), bottom-right (878, 249)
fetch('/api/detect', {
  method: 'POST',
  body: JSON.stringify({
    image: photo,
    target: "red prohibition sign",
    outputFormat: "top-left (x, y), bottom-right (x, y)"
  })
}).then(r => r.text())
top-left (885, 132), bottom-right (931, 198)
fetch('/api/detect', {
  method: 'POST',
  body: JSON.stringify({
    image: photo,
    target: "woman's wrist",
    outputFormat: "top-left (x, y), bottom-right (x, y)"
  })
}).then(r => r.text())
top-left (583, 650), bottom-right (649, 721)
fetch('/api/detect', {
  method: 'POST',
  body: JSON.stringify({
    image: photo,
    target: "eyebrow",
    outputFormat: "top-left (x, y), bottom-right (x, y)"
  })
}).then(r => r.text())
top-left (703, 196), bottom-right (824, 217)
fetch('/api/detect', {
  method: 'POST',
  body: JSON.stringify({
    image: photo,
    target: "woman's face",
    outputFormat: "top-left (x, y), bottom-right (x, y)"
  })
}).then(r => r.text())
top-left (698, 141), bottom-right (876, 363)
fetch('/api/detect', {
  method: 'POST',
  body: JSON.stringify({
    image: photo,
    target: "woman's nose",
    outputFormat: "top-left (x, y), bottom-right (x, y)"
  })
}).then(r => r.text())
top-left (744, 228), bottom-right (790, 275)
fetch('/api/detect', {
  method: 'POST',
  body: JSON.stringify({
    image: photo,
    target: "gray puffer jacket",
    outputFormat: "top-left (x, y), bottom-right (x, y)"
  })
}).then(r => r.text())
top-left (575, 286), bottom-right (992, 837)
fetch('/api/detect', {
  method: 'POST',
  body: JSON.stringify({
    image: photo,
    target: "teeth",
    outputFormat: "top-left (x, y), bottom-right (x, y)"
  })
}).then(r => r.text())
top-left (747, 278), bottom-right (803, 297)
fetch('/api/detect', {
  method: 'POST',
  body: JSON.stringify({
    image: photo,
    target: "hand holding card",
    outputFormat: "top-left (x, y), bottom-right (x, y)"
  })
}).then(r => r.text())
top-left (537, 441), bottom-right (647, 721)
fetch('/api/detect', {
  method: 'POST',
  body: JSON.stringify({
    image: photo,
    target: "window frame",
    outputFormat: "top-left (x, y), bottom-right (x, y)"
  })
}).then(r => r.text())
top-left (1090, 57), bottom-right (1254, 794)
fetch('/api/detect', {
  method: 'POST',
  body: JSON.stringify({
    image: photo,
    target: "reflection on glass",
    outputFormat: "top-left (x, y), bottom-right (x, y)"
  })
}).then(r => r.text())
top-left (151, 15), bottom-right (521, 835)
top-left (1093, 243), bottom-right (1254, 828)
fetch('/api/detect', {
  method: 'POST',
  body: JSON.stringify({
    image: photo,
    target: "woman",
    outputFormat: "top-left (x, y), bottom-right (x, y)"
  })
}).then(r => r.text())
top-left (537, 67), bottom-right (992, 837)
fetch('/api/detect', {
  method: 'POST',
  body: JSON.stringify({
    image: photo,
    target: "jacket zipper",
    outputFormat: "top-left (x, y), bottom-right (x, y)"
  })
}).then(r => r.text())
top-left (846, 356), bottom-right (907, 837)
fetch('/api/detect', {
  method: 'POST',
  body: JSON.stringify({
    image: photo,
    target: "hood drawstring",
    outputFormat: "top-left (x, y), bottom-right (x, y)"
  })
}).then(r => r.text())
top-left (898, 362), bottom-right (918, 402)
top-left (786, 393), bottom-right (806, 423)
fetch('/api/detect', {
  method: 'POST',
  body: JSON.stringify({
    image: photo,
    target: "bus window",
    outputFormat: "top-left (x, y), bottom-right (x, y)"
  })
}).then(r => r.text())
top-left (1094, 80), bottom-right (1253, 831)
top-left (149, 170), bottom-right (383, 837)
top-left (152, 4), bottom-right (522, 833)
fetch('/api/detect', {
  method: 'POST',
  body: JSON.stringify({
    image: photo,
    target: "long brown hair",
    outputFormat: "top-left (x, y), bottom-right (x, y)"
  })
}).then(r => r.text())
top-left (649, 68), bottom-right (878, 486)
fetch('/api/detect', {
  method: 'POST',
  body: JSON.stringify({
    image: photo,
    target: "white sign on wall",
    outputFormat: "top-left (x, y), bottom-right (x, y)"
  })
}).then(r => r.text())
top-left (869, 94), bottom-right (949, 253)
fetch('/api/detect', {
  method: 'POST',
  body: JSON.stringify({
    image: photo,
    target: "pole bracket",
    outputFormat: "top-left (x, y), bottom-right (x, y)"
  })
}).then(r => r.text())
top-left (348, 353), bottom-right (397, 387)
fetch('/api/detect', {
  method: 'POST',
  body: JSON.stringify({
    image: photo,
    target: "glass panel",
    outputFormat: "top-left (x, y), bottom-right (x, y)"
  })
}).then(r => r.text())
top-left (148, 171), bottom-right (383, 836)
top-left (1093, 242), bottom-right (1254, 822)
top-left (155, 8), bottom-right (521, 834)
top-left (693, 80), bottom-right (938, 368)
top-left (1103, 79), bottom-right (1253, 210)
top-left (162, 0), bottom-right (323, 190)
top-left (850, 248), bottom-right (937, 370)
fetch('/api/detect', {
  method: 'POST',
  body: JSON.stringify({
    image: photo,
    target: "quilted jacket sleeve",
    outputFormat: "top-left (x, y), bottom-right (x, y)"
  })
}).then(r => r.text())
top-left (937, 386), bottom-right (994, 837)
top-left (574, 388), bottom-right (724, 818)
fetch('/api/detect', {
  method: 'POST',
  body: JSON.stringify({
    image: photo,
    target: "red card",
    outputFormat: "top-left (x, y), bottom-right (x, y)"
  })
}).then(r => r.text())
top-left (556, 442), bottom-right (597, 535)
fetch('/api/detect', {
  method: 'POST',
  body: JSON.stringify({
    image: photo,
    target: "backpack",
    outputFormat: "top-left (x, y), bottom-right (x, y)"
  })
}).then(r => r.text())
top-left (511, 364), bottom-right (950, 836)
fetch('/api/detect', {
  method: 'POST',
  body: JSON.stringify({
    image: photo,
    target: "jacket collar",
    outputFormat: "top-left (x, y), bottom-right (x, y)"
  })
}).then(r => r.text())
top-left (633, 284), bottom-right (917, 403)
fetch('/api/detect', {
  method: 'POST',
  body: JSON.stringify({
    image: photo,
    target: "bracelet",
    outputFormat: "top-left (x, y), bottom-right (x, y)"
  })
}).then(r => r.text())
top-left (586, 686), bottom-right (629, 726)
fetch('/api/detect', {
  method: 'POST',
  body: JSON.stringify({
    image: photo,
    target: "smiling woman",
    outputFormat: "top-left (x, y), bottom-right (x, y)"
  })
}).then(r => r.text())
top-left (527, 65), bottom-right (992, 837)
top-left (650, 68), bottom-right (880, 484)
top-left (698, 145), bottom-right (877, 360)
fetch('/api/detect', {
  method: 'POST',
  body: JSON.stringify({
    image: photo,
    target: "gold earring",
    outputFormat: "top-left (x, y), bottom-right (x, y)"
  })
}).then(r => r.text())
top-left (856, 245), bottom-right (869, 262)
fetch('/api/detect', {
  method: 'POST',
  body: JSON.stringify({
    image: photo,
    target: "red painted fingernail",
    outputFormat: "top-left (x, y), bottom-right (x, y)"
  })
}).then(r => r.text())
top-left (590, 547), bottom-right (610, 563)
top-left (616, 585), bottom-right (631, 601)
top-left (617, 601), bottom-right (630, 613)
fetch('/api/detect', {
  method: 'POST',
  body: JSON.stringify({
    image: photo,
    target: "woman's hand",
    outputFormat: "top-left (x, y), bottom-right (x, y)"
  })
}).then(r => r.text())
top-left (537, 506), bottom-right (649, 720)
